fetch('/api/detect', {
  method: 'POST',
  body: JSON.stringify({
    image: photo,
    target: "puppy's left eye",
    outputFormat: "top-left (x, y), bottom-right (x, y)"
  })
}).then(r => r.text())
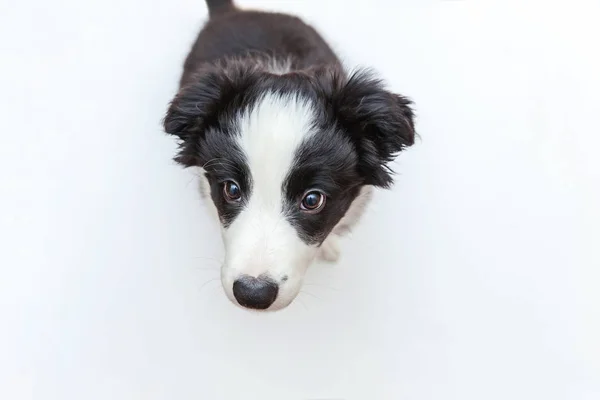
top-left (300, 191), bottom-right (326, 213)
top-left (223, 181), bottom-right (242, 202)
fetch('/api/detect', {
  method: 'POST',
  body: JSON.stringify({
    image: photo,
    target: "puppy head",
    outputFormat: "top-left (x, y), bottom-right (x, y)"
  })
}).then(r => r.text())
top-left (164, 64), bottom-right (415, 311)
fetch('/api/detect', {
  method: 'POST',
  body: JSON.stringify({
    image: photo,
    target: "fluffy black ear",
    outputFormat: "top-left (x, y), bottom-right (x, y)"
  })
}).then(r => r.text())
top-left (163, 65), bottom-right (257, 167)
top-left (333, 69), bottom-right (416, 187)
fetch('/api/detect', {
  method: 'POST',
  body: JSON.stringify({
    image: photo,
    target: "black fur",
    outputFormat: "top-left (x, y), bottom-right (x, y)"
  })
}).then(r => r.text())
top-left (283, 125), bottom-right (361, 244)
top-left (205, 0), bottom-right (235, 17)
top-left (163, 1), bottom-right (416, 237)
top-left (179, 6), bottom-right (339, 88)
top-left (165, 63), bottom-right (415, 184)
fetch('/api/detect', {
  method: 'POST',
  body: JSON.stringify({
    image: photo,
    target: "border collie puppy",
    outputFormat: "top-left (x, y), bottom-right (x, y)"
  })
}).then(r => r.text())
top-left (163, 0), bottom-right (416, 311)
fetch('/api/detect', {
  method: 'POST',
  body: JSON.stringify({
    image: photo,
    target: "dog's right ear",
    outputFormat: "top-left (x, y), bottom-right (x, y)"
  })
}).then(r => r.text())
top-left (163, 65), bottom-right (256, 167)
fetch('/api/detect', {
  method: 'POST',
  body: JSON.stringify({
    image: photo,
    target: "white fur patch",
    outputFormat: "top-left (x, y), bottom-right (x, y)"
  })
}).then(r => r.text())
top-left (317, 185), bottom-right (374, 262)
top-left (220, 93), bottom-right (320, 310)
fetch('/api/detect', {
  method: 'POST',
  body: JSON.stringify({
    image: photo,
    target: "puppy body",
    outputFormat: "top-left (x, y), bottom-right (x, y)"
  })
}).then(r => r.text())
top-left (164, 0), bottom-right (415, 311)
top-left (179, 2), bottom-right (341, 87)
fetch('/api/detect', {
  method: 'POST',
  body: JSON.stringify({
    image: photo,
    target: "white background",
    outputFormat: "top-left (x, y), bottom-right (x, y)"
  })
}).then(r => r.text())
top-left (1, 0), bottom-right (599, 399)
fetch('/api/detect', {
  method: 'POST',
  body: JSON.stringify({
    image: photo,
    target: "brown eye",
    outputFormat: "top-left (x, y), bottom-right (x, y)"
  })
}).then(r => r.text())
top-left (223, 181), bottom-right (241, 202)
top-left (300, 191), bottom-right (326, 213)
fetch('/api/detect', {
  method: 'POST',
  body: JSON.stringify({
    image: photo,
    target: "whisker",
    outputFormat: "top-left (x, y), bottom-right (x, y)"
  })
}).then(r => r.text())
top-left (197, 278), bottom-right (221, 292)
top-left (192, 255), bottom-right (223, 263)
top-left (300, 290), bottom-right (325, 301)
top-left (202, 157), bottom-right (227, 169)
top-left (295, 297), bottom-right (309, 311)
top-left (185, 174), bottom-right (198, 188)
top-left (193, 267), bottom-right (220, 272)
top-left (202, 157), bottom-right (243, 174)
top-left (303, 282), bottom-right (341, 292)
top-left (190, 257), bottom-right (222, 272)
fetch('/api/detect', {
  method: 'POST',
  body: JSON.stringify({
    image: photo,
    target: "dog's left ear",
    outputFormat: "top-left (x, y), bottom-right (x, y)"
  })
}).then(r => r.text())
top-left (332, 70), bottom-right (416, 187)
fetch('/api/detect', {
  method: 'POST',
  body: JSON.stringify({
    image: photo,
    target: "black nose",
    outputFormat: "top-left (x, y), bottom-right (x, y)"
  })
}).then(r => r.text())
top-left (232, 275), bottom-right (279, 310)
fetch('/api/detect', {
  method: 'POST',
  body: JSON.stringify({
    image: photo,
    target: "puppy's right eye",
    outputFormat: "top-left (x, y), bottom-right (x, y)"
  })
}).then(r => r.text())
top-left (223, 181), bottom-right (242, 202)
top-left (300, 190), bottom-right (326, 213)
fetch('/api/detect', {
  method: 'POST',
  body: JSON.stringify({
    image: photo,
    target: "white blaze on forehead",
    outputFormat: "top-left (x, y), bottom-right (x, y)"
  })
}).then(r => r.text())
top-left (236, 92), bottom-right (317, 208)
top-left (222, 92), bottom-right (319, 281)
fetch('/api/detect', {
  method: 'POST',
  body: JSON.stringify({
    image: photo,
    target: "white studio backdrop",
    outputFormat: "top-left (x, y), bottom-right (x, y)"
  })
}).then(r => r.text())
top-left (0, 0), bottom-right (598, 399)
